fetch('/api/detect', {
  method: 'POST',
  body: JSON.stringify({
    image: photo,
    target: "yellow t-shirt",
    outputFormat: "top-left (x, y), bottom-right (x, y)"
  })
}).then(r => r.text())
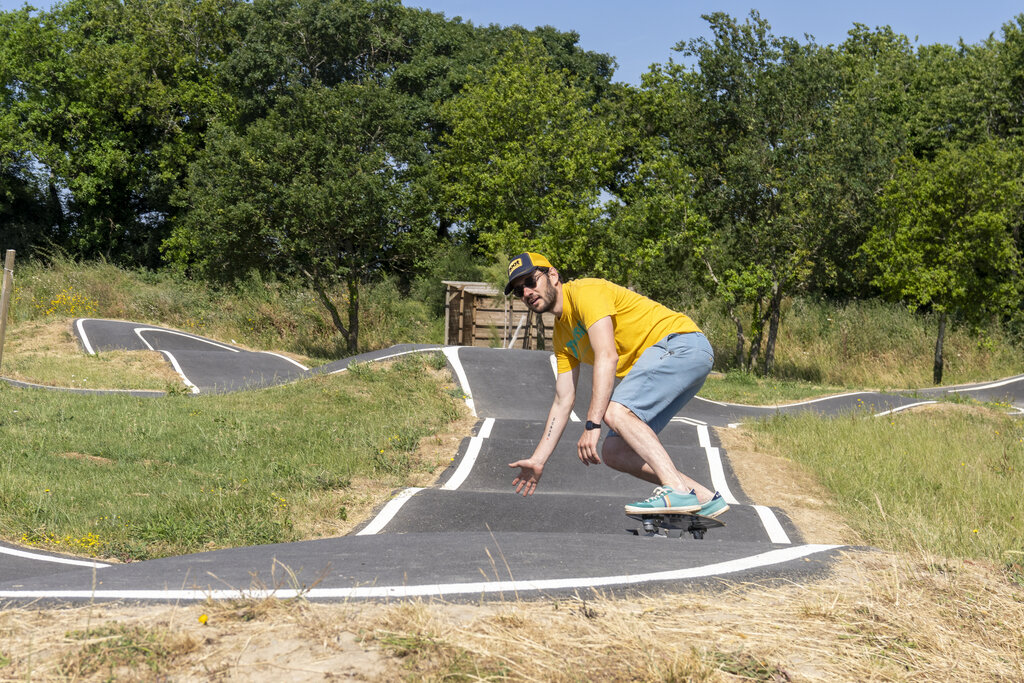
top-left (553, 279), bottom-right (701, 377)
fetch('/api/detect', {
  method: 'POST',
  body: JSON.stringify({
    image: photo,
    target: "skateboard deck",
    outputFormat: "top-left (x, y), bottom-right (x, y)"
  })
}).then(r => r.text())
top-left (626, 511), bottom-right (725, 540)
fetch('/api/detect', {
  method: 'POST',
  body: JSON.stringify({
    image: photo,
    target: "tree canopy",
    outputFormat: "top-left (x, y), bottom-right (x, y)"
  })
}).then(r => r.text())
top-left (2, 1), bottom-right (1022, 370)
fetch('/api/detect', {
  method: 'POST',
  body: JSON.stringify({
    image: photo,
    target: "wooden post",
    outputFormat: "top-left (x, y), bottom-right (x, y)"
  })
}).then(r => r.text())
top-left (0, 250), bottom-right (14, 371)
top-left (461, 292), bottom-right (474, 347)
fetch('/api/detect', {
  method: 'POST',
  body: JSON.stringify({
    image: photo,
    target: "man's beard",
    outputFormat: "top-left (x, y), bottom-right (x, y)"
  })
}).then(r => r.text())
top-left (527, 289), bottom-right (555, 314)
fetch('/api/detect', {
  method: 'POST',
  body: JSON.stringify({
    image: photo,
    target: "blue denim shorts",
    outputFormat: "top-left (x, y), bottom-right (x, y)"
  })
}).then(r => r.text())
top-left (609, 332), bottom-right (713, 435)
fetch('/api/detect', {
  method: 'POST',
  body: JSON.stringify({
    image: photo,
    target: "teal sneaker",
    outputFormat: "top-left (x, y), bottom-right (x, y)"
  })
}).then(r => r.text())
top-left (698, 492), bottom-right (729, 518)
top-left (624, 486), bottom-right (701, 515)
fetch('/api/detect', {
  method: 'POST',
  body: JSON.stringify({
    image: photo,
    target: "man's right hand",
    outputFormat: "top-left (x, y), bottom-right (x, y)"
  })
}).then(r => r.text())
top-left (509, 459), bottom-right (543, 496)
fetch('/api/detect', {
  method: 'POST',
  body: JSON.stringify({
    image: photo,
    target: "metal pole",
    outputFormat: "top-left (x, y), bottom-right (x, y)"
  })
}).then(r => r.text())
top-left (0, 250), bottom-right (14, 371)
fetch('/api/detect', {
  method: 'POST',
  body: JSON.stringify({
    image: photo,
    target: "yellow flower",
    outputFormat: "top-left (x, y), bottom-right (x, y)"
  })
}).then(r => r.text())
top-left (198, 614), bottom-right (209, 625)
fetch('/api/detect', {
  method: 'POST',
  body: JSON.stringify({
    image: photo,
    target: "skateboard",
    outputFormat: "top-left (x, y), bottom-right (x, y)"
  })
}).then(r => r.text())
top-left (626, 511), bottom-right (724, 540)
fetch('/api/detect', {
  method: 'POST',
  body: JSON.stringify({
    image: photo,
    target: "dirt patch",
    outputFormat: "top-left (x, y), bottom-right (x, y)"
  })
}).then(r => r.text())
top-left (57, 451), bottom-right (113, 466)
top-left (2, 319), bottom-right (82, 356)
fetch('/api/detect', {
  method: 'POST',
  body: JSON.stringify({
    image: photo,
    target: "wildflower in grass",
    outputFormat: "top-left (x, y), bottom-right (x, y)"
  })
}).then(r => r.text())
top-left (34, 286), bottom-right (98, 318)
top-left (198, 614), bottom-right (209, 625)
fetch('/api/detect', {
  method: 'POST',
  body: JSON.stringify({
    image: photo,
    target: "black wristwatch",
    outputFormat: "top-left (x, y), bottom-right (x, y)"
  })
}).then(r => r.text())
top-left (585, 420), bottom-right (601, 431)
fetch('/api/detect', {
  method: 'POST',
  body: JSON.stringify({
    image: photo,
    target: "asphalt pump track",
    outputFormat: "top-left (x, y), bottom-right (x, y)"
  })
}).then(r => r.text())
top-left (1, 319), bottom-right (1021, 604)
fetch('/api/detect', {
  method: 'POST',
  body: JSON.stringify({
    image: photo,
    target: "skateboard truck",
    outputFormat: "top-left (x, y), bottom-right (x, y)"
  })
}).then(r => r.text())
top-left (626, 512), bottom-right (724, 540)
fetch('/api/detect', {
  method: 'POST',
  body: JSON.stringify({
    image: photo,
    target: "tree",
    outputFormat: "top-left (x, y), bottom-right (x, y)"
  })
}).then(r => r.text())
top-left (165, 83), bottom-right (431, 353)
top-left (599, 75), bottom-right (709, 301)
top-left (813, 25), bottom-right (918, 298)
top-left (216, 0), bottom-right (410, 125)
top-left (392, 17), bottom-right (617, 244)
top-left (862, 140), bottom-right (1023, 383)
top-left (0, 0), bottom-right (236, 265)
top-left (435, 36), bottom-right (619, 273)
top-left (642, 12), bottom-right (841, 374)
top-left (0, 151), bottom-right (62, 253)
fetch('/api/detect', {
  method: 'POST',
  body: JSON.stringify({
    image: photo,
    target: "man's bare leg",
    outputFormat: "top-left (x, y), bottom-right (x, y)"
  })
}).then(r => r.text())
top-left (602, 402), bottom-right (715, 502)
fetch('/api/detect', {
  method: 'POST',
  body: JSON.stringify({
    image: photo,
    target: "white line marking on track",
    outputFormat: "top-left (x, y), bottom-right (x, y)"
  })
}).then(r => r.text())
top-left (705, 446), bottom-right (739, 506)
top-left (697, 424), bottom-right (792, 543)
top-left (442, 418), bottom-right (495, 491)
top-left (261, 351), bottom-right (309, 370)
top-left (752, 505), bottom-right (792, 544)
top-left (1, 544), bottom-right (110, 568)
top-left (159, 351), bottom-right (200, 394)
top-left (697, 425), bottom-right (739, 505)
top-left (75, 318), bottom-right (96, 355)
top-left (329, 348), bottom-right (442, 374)
top-left (442, 347), bottom-right (476, 417)
top-left (692, 395), bottom-right (729, 407)
top-left (134, 328), bottom-right (240, 353)
top-left (874, 401), bottom-right (937, 417)
top-left (671, 416), bottom-right (707, 426)
top-left (948, 375), bottom-right (1024, 391)
top-left (694, 391), bottom-right (876, 409)
top-left (356, 488), bottom-right (425, 536)
top-left (0, 544), bottom-right (843, 601)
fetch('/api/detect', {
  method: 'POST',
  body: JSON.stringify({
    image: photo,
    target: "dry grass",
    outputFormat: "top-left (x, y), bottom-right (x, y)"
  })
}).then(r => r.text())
top-left (2, 423), bottom-right (1022, 680)
top-left (0, 319), bottom-right (181, 390)
top-left (1, 549), bottom-right (1021, 681)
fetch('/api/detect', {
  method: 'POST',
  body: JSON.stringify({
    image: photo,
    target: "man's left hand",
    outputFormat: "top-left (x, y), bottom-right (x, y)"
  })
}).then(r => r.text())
top-left (577, 427), bottom-right (601, 465)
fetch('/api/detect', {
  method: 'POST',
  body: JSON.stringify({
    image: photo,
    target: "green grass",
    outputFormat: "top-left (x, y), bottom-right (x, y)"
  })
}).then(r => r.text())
top-left (747, 405), bottom-right (1024, 565)
top-left (693, 297), bottom-right (1024, 390)
top-left (0, 353), bottom-right (463, 560)
top-left (699, 370), bottom-right (850, 405)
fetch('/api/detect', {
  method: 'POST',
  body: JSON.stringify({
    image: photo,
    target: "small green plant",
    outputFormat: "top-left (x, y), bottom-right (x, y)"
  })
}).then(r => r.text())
top-left (710, 650), bottom-right (790, 681)
top-left (425, 350), bottom-right (448, 371)
top-left (60, 624), bottom-right (196, 678)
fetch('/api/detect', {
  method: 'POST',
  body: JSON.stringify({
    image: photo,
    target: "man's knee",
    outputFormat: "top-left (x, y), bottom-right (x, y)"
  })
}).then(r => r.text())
top-left (601, 436), bottom-right (631, 472)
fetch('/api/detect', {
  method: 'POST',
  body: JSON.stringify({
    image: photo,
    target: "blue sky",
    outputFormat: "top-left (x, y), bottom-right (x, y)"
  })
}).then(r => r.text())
top-left (2, 0), bottom-right (1021, 84)
top-left (409, 1), bottom-right (1023, 84)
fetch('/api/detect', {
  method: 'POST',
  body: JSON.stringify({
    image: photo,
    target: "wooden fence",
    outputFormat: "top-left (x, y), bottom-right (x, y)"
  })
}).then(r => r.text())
top-left (443, 281), bottom-right (553, 349)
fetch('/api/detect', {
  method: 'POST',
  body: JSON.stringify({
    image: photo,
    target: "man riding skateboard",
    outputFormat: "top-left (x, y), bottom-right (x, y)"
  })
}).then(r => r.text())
top-left (504, 252), bottom-right (728, 518)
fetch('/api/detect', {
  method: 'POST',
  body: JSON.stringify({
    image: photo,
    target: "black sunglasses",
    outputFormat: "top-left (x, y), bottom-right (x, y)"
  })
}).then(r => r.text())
top-left (512, 270), bottom-right (547, 298)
